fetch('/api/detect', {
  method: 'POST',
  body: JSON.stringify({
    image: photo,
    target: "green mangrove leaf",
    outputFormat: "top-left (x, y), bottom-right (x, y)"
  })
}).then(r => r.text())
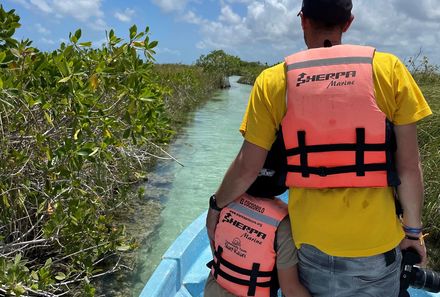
top-left (73, 129), bottom-right (81, 140)
top-left (55, 272), bottom-right (66, 281)
top-left (0, 51), bottom-right (6, 63)
top-left (129, 25), bottom-right (137, 40)
top-left (74, 29), bottom-right (82, 40)
top-left (70, 35), bottom-right (78, 44)
top-left (131, 41), bottom-right (143, 47)
top-left (116, 244), bottom-right (130, 251)
top-left (77, 149), bottom-right (91, 156)
top-left (13, 284), bottom-right (26, 295)
top-left (139, 97), bottom-right (154, 102)
top-left (58, 75), bottom-right (72, 83)
top-left (31, 271), bottom-right (39, 281)
top-left (79, 41), bottom-right (92, 47)
top-left (148, 40), bottom-right (158, 49)
top-left (10, 48), bottom-right (20, 57)
top-left (89, 147), bottom-right (99, 157)
top-left (3, 195), bottom-right (11, 208)
top-left (89, 73), bottom-right (99, 90)
top-left (14, 253), bottom-right (22, 265)
top-left (43, 111), bottom-right (53, 126)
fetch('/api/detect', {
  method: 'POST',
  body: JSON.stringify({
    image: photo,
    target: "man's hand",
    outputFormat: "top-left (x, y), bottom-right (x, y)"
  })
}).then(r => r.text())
top-left (206, 207), bottom-right (220, 253)
top-left (205, 140), bottom-right (268, 253)
top-left (400, 235), bottom-right (428, 266)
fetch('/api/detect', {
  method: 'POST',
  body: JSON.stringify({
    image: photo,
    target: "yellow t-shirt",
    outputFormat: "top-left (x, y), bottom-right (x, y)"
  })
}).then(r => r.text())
top-left (240, 51), bottom-right (432, 257)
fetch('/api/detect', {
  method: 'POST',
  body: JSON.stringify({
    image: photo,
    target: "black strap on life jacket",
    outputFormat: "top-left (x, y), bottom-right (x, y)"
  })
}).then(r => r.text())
top-left (285, 119), bottom-right (400, 186)
top-left (206, 246), bottom-right (277, 296)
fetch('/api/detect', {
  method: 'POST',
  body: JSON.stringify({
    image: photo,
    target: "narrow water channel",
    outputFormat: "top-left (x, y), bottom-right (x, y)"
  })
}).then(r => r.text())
top-left (132, 76), bottom-right (252, 295)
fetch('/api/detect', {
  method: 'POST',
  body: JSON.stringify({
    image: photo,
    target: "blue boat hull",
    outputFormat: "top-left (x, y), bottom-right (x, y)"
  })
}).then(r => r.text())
top-left (140, 211), bottom-right (439, 297)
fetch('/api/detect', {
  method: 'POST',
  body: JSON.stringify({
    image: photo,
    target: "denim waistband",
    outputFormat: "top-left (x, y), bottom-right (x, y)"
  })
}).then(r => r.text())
top-left (299, 244), bottom-right (400, 270)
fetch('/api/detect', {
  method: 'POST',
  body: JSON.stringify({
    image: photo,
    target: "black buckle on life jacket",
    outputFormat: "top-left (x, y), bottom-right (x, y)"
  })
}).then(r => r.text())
top-left (213, 246), bottom-right (223, 279)
top-left (318, 166), bottom-right (327, 177)
top-left (286, 127), bottom-right (393, 179)
top-left (207, 246), bottom-right (275, 296)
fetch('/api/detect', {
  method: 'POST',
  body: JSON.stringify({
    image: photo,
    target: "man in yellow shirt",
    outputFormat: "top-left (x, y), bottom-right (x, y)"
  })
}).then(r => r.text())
top-left (206, 0), bottom-right (432, 296)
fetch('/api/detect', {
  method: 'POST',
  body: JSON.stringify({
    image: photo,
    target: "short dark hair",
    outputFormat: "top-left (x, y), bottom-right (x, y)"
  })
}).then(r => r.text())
top-left (300, 0), bottom-right (352, 26)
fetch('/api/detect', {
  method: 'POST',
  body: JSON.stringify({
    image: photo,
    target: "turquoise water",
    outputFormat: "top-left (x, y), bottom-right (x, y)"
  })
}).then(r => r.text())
top-left (133, 77), bottom-right (252, 295)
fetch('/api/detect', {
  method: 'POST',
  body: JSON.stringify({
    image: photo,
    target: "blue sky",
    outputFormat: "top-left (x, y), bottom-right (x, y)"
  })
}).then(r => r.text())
top-left (3, 0), bottom-right (440, 66)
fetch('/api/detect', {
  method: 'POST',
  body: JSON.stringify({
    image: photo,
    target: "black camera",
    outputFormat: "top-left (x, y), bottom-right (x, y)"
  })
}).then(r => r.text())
top-left (399, 248), bottom-right (440, 297)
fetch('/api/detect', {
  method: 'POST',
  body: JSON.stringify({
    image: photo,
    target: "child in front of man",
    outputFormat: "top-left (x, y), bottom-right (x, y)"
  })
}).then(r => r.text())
top-left (204, 132), bottom-right (311, 297)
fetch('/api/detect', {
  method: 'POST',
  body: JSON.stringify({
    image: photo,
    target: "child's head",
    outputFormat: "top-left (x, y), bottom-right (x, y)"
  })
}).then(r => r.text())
top-left (246, 128), bottom-right (287, 198)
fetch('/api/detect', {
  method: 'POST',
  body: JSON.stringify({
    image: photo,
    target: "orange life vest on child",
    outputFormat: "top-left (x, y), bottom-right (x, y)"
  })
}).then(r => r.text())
top-left (210, 194), bottom-right (288, 297)
top-left (282, 44), bottom-right (400, 188)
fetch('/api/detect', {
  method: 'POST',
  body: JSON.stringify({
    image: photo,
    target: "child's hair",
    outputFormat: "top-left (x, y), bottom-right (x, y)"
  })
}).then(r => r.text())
top-left (246, 127), bottom-right (288, 198)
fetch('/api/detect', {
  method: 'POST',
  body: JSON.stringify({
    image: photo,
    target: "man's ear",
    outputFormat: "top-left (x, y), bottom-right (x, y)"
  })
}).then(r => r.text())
top-left (300, 13), bottom-right (310, 30)
top-left (342, 14), bottom-right (354, 32)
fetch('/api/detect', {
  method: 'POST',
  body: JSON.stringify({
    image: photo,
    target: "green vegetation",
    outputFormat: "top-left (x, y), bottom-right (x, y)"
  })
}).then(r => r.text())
top-left (0, 6), bottom-right (221, 296)
top-left (236, 61), bottom-right (268, 85)
top-left (195, 49), bottom-right (267, 86)
top-left (153, 63), bottom-right (219, 125)
top-left (414, 72), bottom-right (440, 270)
top-left (404, 55), bottom-right (440, 270)
top-left (1, 4), bottom-right (439, 296)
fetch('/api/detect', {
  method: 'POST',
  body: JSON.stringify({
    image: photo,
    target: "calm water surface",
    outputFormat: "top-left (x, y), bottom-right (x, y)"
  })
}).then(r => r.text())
top-left (132, 76), bottom-right (252, 295)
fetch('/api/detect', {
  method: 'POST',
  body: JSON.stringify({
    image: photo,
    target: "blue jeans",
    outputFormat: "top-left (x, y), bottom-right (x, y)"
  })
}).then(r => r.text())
top-left (298, 244), bottom-right (402, 297)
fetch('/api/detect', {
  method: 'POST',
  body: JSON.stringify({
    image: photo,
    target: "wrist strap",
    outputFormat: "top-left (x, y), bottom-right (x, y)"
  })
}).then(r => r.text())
top-left (405, 233), bottom-right (429, 246)
top-left (209, 194), bottom-right (223, 211)
top-left (402, 224), bottom-right (423, 234)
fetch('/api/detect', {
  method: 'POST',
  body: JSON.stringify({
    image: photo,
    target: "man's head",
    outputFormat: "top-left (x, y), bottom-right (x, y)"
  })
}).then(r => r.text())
top-left (298, 0), bottom-right (354, 48)
top-left (299, 0), bottom-right (352, 27)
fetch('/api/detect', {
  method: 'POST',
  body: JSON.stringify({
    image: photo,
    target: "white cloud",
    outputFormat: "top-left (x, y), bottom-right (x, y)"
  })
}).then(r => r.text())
top-left (21, 0), bottom-right (107, 31)
top-left (35, 23), bottom-right (50, 35)
top-left (182, 10), bottom-right (205, 25)
top-left (346, 0), bottom-right (440, 65)
top-left (152, 0), bottom-right (189, 13)
top-left (10, 0), bottom-right (31, 9)
top-left (51, 0), bottom-right (104, 22)
top-left (30, 0), bottom-right (52, 13)
top-left (114, 8), bottom-right (136, 23)
top-left (225, 0), bottom-right (253, 3)
top-left (219, 5), bottom-right (241, 24)
top-left (172, 0), bottom-right (439, 65)
top-left (41, 37), bottom-right (55, 44)
top-left (392, 0), bottom-right (440, 21)
top-left (178, 1), bottom-right (302, 63)
top-left (158, 47), bottom-right (182, 56)
top-left (196, 41), bottom-right (207, 49)
top-left (90, 18), bottom-right (108, 31)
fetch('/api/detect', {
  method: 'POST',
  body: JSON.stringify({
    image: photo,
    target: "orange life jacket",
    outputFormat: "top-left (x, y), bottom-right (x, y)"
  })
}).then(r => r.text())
top-left (282, 44), bottom-right (400, 188)
top-left (210, 194), bottom-right (288, 297)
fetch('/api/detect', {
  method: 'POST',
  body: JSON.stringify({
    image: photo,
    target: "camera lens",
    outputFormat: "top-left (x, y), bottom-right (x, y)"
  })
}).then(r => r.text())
top-left (413, 267), bottom-right (440, 293)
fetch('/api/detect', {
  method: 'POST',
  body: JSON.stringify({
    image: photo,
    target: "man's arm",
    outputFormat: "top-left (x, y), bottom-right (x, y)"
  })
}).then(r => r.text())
top-left (394, 123), bottom-right (427, 265)
top-left (206, 140), bottom-right (268, 248)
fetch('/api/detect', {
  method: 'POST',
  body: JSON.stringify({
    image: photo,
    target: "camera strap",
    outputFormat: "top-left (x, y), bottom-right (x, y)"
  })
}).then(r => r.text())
top-left (384, 248), bottom-right (396, 266)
